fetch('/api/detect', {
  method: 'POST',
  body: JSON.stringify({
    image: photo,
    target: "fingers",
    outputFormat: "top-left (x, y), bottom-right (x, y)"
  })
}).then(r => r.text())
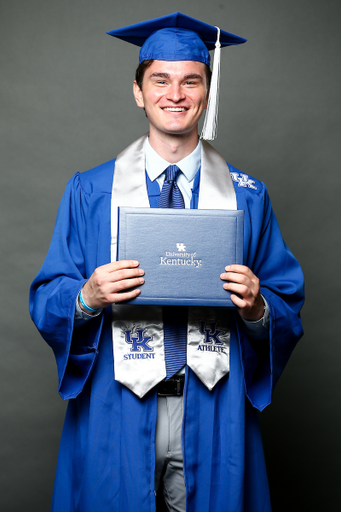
top-left (82, 260), bottom-right (146, 309)
top-left (106, 283), bottom-right (143, 304)
top-left (223, 281), bottom-right (251, 298)
top-left (101, 260), bottom-right (141, 273)
top-left (104, 266), bottom-right (145, 285)
top-left (220, 264), bottom-right (263, 321)
top-left (220, 266), bottom-right (257, 293)
top-left (220, 264), bottom-right (255, 282)
top-left (228, 293), bottom-right (248, 309)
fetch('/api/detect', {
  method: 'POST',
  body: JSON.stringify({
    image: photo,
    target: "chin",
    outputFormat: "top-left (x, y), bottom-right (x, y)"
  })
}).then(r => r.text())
top-left (163, 122), bottom-right (194, 135)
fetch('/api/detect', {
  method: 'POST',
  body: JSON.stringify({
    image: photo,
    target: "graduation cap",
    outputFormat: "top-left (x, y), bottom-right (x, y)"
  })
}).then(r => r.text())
top-left (107, 12), bottom-right (246, 140)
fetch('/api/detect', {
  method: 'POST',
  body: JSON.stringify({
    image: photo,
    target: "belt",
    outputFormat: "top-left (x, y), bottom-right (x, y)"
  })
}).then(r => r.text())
top-left (157, 376), bottom-right (185, 397)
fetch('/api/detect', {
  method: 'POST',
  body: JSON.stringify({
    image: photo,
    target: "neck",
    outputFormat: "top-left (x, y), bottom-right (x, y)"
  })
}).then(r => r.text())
top-left (148, 130), bottom-right (199, 163)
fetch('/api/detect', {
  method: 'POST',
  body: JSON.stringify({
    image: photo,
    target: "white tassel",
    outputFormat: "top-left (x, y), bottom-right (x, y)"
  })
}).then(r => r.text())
top-left (200, 26), bottom-right (221, 141)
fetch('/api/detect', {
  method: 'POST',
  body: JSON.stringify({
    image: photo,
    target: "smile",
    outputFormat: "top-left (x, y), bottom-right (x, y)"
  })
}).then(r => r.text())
top-left (162, 107), bottom-right (187, 112)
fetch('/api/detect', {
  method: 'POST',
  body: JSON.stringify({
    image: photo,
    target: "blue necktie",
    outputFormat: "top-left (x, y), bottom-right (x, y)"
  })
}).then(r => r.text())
top-left (158, 165), bottom-right (187, 379)
top-left (158, 165), bottom-right (185, 209)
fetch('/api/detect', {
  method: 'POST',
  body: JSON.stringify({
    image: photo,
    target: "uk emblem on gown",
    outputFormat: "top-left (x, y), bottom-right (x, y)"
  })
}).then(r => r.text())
top-left (123, 327), bottom-right (155, 360)
top-left (112, 304), bottom-right (166, 397)
top-left (187, 308), bottom-right (230, 390)
top-left (230, 172), bottom-right (257, 190)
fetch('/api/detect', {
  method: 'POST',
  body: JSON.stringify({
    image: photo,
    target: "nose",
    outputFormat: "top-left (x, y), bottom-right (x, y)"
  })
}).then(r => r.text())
top-left (166, 82), bottom-right (185, 103)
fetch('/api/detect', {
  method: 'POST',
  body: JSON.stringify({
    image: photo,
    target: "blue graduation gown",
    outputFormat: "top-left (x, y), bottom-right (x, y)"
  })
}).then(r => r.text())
top-left (29, 158), bottom-right (304, 512)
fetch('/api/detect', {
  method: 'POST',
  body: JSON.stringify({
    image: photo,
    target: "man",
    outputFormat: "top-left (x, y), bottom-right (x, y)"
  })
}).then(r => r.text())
top-left (30, 12), bottom-right (304, 512)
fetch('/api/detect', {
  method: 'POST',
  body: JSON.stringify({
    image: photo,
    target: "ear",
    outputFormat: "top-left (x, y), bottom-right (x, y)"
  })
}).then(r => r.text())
top-left (133, 81), bottom-right (145, 108)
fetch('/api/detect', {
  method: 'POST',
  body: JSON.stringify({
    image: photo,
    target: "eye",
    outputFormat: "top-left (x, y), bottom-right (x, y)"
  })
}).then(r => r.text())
top-left (184, 80), bottom-right (199, 86)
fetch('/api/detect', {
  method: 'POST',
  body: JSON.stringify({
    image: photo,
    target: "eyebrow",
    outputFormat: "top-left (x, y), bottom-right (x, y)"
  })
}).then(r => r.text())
top-left (183, 74), bottom-right (204, 81)
top-left (149, 72), bottom-right (170, 79)
top-left (149, 72), bottom-right (204, 81)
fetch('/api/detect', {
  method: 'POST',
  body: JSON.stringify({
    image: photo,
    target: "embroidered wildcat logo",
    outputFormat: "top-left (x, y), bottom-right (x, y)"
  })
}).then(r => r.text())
top-left (230, 172), bottom-right (257, 190)
top-left (125, 329), bottom-right (153, 352)
top-left (199, 321), bottom-right (224, 345)
top-left (197, 321), bottom-right (227, 353)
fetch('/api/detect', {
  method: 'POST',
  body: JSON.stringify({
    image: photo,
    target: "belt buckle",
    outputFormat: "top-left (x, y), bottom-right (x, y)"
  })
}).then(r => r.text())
top-left (157, 377), bottom-right (184, 397)
top-left (174, 377), bottom-right (183, 396)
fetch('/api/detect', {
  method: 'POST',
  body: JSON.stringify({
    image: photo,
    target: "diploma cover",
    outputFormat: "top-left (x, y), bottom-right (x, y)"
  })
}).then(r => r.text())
top-left (117, 207), bottom-right (244, 307)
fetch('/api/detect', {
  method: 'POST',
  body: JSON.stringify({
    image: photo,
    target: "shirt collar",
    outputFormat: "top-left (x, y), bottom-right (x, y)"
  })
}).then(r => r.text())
top-left (145, 137), bottom-right (201, 183)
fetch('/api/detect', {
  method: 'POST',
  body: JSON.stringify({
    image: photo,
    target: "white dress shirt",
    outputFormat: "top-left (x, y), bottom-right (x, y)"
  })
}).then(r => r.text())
top-left (145, 137), bottom-right (201, 209)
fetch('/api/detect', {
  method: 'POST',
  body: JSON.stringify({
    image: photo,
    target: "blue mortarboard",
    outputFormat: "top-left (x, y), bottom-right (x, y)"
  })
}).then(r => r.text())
top-left (107, 12), bottom-right (246, 66)
top-left (107, 13), bottom-right (247, 140)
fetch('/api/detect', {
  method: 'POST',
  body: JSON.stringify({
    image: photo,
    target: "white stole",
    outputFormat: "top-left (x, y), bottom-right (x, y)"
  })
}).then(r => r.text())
top-left (111, 134), bottom-right (237, 398)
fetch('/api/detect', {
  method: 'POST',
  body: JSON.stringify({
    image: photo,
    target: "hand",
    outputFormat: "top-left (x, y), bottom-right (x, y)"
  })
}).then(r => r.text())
top-left (220, 264), bottom-right (264, 321)
top-left (81, 260), bottom-right (145, 310)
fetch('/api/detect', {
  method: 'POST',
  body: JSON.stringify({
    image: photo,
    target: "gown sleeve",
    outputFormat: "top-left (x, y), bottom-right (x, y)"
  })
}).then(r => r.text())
top-left (29, 173), bottom-right (104, 400)
top-left (237, 181), bottom-right (305, 411)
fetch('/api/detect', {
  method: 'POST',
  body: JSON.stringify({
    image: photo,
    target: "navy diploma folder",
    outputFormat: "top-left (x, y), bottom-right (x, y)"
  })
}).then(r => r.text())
top-left (117, 207), bottom-right (244, 307)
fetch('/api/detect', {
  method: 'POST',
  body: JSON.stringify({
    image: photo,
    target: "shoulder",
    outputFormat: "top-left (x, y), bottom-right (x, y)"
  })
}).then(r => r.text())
top-left (227, 163), bottom-right (273, 226)
top-left (68, 158), bottom-right (117, 196)
top-left (227, 162), bottom-right (266, 199)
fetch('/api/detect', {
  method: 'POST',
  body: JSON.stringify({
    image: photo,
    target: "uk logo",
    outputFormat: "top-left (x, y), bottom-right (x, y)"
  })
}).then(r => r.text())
top-left (230, 172), bottom-right (257, 190)
top-left (125, 328), bottom-right (153, 352)
top-left (197, 321), bottom-right (227, 354)
top-left (176, 243), bottom-right (186, 252)
top-left (199, 321), bottom-right (224, 345)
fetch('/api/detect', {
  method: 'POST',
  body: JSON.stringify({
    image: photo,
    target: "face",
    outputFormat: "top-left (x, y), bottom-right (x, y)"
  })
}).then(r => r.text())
top-left (133, 60), bottom-right (209, 140)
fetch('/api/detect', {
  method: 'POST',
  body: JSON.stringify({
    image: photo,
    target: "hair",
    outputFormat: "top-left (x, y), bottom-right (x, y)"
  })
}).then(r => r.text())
top-left (135, 59), bottom-right (212, 90)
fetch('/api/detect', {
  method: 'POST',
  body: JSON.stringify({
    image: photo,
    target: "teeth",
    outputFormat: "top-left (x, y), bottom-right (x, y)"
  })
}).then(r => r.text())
top-left (163, 107), bottom-right (186, 112)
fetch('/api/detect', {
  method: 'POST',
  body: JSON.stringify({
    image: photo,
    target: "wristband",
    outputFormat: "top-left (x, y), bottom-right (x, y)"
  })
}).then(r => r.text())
top-left (79, 288), bottom-right (99, 313)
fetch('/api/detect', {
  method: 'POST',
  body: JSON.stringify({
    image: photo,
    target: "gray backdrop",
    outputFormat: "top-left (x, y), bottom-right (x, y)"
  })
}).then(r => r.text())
top-left (1, 0), bottom-right (340, 510)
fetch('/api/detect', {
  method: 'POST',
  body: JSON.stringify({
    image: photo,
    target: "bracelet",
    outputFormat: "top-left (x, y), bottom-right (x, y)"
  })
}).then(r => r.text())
top-left (79, 288), bottom-right (99, 313)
